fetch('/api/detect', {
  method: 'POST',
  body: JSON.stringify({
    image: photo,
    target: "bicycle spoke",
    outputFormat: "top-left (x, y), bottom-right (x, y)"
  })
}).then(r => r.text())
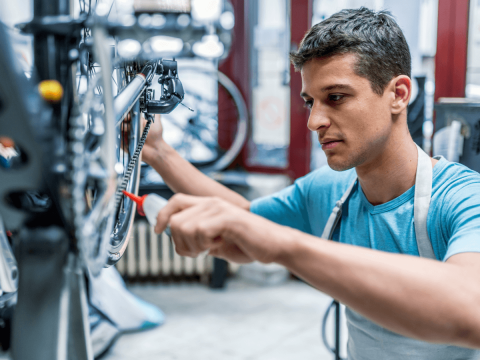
top-left (107, 0), bottom-right (115, 18)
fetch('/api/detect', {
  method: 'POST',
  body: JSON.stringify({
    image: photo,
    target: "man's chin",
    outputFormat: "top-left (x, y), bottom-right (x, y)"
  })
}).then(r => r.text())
top-left (326, 156), bottom-right (356, 172)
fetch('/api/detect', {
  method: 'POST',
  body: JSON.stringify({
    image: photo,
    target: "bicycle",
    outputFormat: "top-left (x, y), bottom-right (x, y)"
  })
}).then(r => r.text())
top-left (0, 0), bottom-right (237, 358)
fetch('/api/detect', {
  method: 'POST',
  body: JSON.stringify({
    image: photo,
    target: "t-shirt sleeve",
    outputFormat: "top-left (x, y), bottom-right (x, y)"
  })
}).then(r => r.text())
top-left (250, 176), bottom-right (313, 234)
top-left (442, 174), bottom-right (480, 261)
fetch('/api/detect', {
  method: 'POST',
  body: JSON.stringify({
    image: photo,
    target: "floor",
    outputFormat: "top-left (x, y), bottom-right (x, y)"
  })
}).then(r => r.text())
top-left (101, 277), bottom-right (347, 360)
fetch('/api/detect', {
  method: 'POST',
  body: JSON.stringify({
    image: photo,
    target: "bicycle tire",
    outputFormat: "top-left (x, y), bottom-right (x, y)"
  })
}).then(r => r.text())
top-left (74, 11), bottom-right (144, 270)
top-left (107, 99), bottom-right (142, 266)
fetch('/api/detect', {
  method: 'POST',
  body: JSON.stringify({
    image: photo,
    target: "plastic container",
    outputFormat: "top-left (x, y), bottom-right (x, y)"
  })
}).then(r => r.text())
top-left (122, 191), bottom-right (168, 229)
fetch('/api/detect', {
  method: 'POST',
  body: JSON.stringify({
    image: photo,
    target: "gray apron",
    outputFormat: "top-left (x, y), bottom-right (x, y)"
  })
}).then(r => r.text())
top-left (322, 145), bottom-right (480, 360)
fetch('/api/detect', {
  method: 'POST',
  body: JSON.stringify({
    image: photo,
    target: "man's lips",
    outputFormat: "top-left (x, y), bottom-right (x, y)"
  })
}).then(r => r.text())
top-left (320, 139), bottom-right (342, 150)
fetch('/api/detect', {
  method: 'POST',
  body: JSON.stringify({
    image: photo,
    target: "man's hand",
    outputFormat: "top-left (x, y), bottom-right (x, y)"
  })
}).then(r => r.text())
top-left (121, 113), bottom-right (164, 166)
top-left (154, 194), bottom-right (293, 264)
top-left (141, 114), bottom-right (164, 165)
top-left (121, 113), bottom-right (163, 165)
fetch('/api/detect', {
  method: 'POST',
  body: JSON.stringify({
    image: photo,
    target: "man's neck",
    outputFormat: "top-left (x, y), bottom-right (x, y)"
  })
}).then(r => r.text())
top-left (355, 136), bottom-right (419, 206)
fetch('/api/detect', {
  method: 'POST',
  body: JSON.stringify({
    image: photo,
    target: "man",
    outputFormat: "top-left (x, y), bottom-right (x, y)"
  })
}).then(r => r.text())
top-left (141, 8), bottom-right (480, 359)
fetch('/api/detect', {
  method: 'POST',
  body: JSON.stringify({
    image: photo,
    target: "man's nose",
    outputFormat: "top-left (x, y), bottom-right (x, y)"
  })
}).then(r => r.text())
top-left (307, 103), bottom-right (330, 132)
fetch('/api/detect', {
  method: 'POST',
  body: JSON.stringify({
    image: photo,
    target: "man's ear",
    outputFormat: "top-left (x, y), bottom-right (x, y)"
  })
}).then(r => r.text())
top-left (390, 75), bottom-right (411, 115)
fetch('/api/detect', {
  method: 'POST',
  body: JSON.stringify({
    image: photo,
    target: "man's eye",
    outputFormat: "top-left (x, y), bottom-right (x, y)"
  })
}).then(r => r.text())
top-left (329, 94), bottom-right (344, 102)
top-left (303, 100), bottom-right (313, 109)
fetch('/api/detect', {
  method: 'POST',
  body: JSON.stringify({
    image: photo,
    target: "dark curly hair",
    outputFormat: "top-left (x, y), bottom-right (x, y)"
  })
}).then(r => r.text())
top-left (290, 7), bottom-right (411, 95)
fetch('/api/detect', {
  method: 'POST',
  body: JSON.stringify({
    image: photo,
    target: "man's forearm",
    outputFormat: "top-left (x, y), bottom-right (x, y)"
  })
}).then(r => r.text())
top-left (276, 229), bottom-right (480, 348)
top-left (147, 141), bottom-right (250, 210)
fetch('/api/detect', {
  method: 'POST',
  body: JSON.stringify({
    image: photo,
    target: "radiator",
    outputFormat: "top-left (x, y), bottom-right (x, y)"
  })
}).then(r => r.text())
top-left (116, 220), bottom-right (239, 282)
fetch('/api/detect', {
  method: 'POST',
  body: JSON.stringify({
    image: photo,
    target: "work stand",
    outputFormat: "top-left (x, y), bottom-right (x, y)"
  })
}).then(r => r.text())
top-left (11, 227), bottom-right (92, 360)
top-left (333, 300), bottom-right (342, 360)
top-left (323, 299), bottom-right (343, 360)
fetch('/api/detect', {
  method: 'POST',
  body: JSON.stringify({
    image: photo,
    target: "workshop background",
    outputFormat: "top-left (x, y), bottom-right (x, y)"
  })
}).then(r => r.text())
top-left (0, 0), bottom-right (477, 359)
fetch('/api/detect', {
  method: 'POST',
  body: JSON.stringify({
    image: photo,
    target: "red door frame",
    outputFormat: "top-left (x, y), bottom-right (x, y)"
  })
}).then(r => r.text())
top-left (218, 0), bottom-right (250, 168)
top-left (288, 0), bottom-right (312, 180)
top-left (219, 0), bottom-right (313, 180)
top-left (434, 0), bottom-right (470, 101)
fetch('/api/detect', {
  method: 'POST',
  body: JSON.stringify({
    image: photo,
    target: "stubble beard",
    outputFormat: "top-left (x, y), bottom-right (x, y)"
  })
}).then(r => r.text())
top-left (325, 141), bottom-right (371, 172)
top-left (326, 132), bottom-right (390, 172)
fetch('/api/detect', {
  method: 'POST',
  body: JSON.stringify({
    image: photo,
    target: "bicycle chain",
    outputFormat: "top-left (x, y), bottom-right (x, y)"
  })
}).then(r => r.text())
top-left (68, 106), bottom-right (88, 252)
top-left (114, 117), bottom-right (153, 208)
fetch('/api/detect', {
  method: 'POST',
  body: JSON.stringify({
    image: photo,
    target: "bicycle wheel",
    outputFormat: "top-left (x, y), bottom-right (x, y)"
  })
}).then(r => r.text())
top-left (74, 5), bottom-right (144, 272)
top-left (108, 71), bottom-right (143, 266)
top-left (160, 62), bottom-right (248, 172)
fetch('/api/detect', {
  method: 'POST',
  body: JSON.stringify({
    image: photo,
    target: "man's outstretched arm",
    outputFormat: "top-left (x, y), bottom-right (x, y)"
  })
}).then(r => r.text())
top-left (156, 194), bottom-right (480, 349)
top-left (281, 234), bottom-right (480, 348)
top-left (141, 115), bottom-right (250, 210)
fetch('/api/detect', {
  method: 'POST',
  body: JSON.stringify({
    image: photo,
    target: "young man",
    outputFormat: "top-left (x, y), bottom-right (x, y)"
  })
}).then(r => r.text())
top-left (141, 8), bottom-right (480, 359)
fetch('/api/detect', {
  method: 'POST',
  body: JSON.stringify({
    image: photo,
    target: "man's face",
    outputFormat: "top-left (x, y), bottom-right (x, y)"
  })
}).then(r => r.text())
top-left (301, 53), bottom-right (395, 171)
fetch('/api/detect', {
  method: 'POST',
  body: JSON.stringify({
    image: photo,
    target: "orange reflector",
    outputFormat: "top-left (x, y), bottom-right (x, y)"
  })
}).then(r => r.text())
top-left (38, 80), bottom-right (63, 103)
top-left (0, 137), bottom-right (14, 148)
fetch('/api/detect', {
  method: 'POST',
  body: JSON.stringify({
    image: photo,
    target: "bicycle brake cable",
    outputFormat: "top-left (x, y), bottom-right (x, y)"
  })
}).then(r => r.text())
top-left (180, 102), bottom-right (194, 112)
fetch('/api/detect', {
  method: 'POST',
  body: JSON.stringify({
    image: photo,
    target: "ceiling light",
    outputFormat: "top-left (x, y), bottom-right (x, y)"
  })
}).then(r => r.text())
top-left (144, 36), bottom-right (184, 57)
top-left (192, 34), bottom-right (224, 58)
top-left (191, 0), bottom-right (222, 22)
top-left (117, 39), bottom-right (142, 59)
top-left (220, 11), bottom-right (234, 30)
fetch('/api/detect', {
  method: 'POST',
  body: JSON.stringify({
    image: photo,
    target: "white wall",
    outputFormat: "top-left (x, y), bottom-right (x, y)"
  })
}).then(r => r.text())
top-left (312, 0), bottom-right (438, 78)
top-left (383, 0), bottom-right (422, 76)
top-left (0, 0), bottom-right (32, 26)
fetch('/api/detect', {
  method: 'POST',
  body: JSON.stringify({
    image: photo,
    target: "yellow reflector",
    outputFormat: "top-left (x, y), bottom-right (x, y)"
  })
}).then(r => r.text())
top-left (38, 80), bottom-right (63, 103)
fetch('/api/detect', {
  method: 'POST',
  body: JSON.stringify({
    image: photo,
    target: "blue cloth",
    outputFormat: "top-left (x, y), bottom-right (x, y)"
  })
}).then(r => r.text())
top-left (88, 267), bottom-right (165, 357)
top-left (250, 157), bottom-right (480, 360)
top-left (251, 157), bottom-right (480, 261)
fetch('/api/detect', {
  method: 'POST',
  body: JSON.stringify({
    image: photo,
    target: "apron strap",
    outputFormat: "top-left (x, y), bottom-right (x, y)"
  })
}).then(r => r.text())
top-left (321, 178), bottom-right (357, 240)
top-left (321, 144), bottom-right (436, 260)
top-left (414, 144), bottom-right (436, 259)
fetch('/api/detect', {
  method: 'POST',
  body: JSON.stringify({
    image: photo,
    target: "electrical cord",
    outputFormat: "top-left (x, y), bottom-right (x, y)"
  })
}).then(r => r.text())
top-left (321, 300), bottom-right (345, 360)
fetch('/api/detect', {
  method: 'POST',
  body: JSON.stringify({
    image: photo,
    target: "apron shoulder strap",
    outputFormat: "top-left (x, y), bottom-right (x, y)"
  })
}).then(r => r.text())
top-left (414, 144), bottom-right (436, 259)
top-left (321, 145), bottom-right (437, 260)
top-left (321, 178), bottom-right (357, 240)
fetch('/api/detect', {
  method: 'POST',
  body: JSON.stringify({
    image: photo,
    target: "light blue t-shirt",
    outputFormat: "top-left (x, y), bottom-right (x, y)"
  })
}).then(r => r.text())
top-left (250, 157), bottom-right (480, 360)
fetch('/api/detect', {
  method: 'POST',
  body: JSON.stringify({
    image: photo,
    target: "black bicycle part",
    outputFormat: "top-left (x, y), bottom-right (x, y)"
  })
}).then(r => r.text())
top-left (322, 300), bottom-right (344, 360)
top-left (144, 59), bottom-right (185, 115)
